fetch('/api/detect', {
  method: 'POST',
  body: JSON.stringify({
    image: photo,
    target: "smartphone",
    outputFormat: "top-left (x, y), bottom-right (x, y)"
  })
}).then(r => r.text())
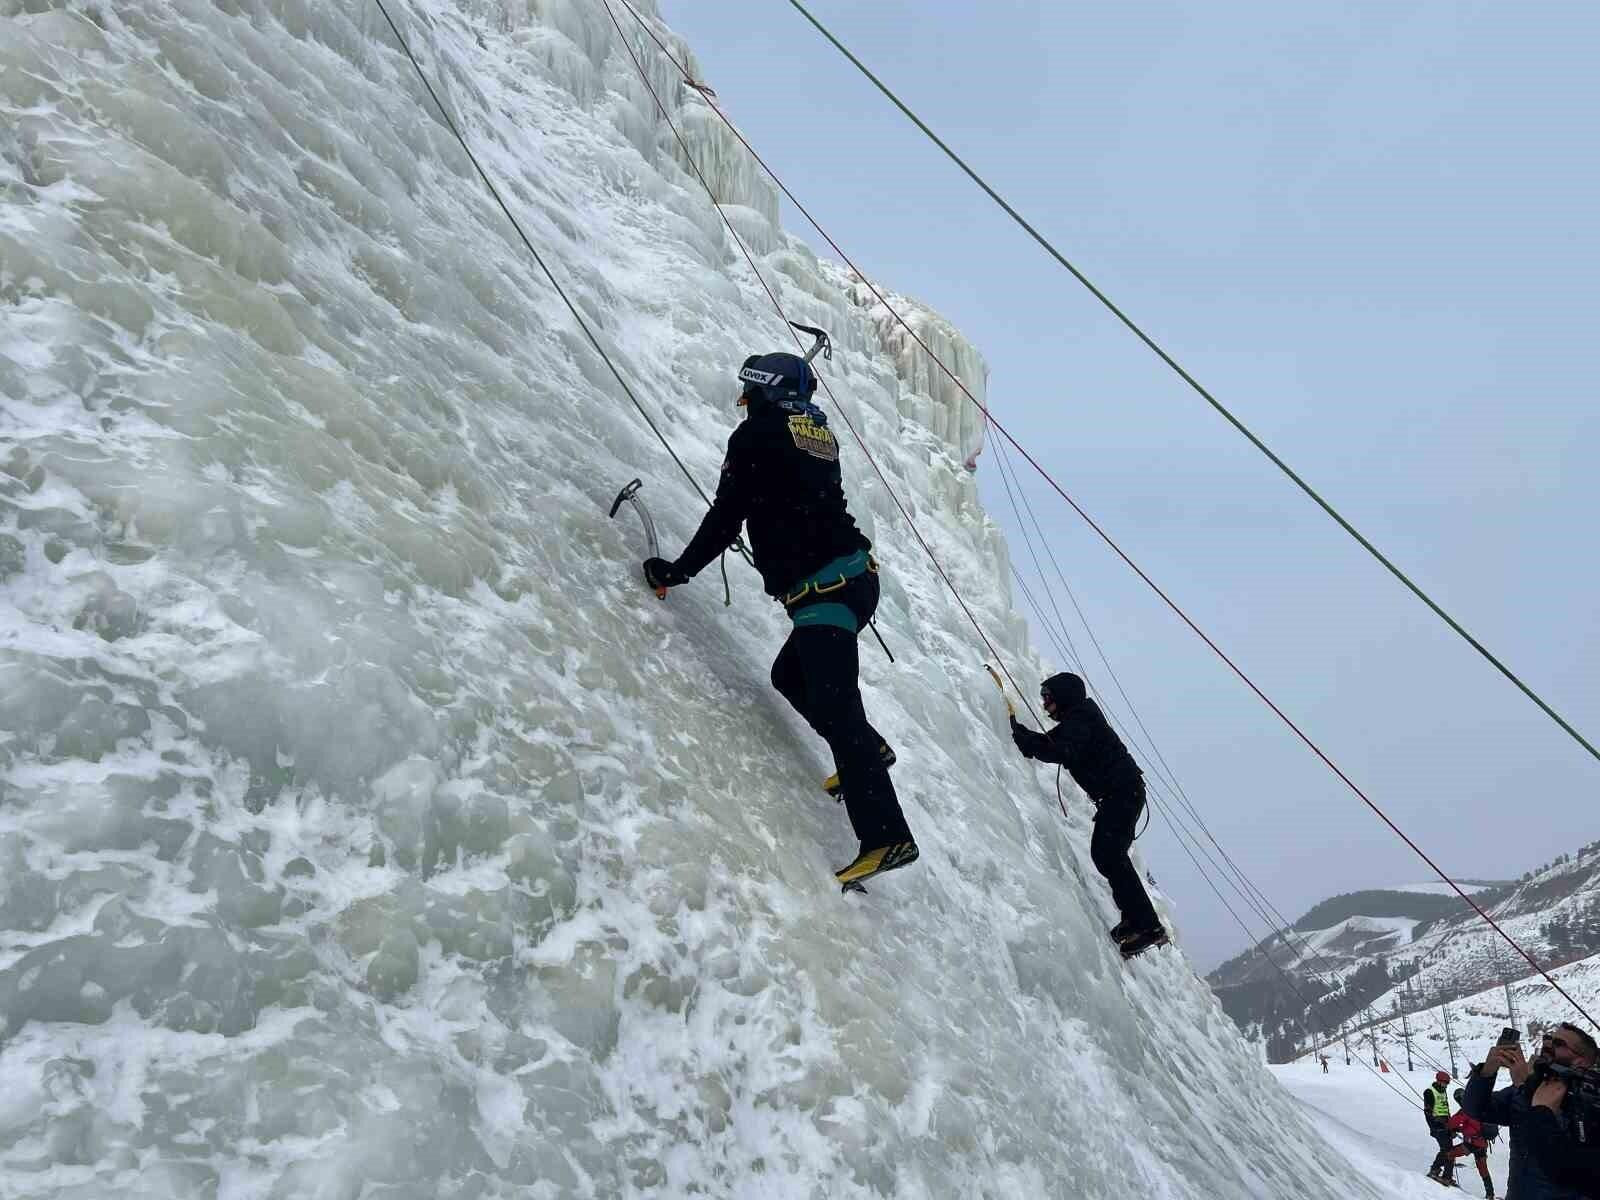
top-left (1499, 1027), bottom-right (1521, 1046)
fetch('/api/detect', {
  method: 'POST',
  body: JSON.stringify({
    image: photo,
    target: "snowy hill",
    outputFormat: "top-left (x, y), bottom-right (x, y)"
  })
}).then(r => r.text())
top-left (1209, 842), bottom-right (1600, 1059)
top-left (1347, 950), bottom-right (1600, 1081)
top-left (0, 1), bottom-right (1397, 1196)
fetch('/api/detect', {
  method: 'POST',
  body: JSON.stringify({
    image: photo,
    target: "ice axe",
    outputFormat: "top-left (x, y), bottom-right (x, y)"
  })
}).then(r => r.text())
top-left (788, 321), bottom-right (832, 365)
top-left (984, 663), bottom-right (1016, 717)
top-left (608, 478), bottom-right (667, 599)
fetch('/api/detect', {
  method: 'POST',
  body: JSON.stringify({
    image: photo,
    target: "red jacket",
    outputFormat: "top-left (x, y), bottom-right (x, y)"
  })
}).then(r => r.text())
top-left (1448, 1110), bottom-right (1487, 1149)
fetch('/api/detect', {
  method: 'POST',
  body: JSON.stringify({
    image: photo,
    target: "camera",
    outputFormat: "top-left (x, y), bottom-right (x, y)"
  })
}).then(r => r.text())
top-left (1546, 1062), bottom-right (1600, 1144)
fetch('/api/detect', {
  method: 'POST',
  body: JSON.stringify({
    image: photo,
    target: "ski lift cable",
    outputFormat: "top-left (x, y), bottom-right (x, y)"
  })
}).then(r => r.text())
top-left (609, 0), bottom-right (1595, 1028)
top-left (597, 0), bottom-right (1043, 722)
top-left (368, 0), bottom-right (752, 567)
top-left (780, 0), bottom-right (1600, 778)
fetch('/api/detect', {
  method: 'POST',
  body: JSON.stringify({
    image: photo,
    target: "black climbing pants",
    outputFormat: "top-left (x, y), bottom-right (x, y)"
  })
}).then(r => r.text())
top-left (1428, 1130), bottom-right (1454, 1176)
top-left (770, 571), bottom-right (911, 849)
top-left (1091, 785), bottom-right (1159, 930)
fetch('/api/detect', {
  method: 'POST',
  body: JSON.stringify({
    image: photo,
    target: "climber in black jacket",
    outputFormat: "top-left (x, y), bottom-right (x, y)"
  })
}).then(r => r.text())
top-left (643, 351), bottom-right (916, 891)
top-left (1010, 672), bottom-right (1168, 958)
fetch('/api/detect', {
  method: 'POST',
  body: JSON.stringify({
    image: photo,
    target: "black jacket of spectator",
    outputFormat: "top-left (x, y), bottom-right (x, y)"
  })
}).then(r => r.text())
top-left (1521, 1104), bottom-right (1600, 1197)
top-left (1463, 1070), bottom-right (1594, 1199)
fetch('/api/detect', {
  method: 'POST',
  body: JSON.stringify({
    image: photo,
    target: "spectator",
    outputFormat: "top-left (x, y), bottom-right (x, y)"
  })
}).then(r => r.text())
top-left (1424, 1069), bottom-right (1454, 1181)
top-left (1462, 1022), bottom-right (1599, 1198)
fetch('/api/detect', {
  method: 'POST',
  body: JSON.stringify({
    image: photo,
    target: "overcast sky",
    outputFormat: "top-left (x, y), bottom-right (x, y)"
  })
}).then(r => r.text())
top-left (657, 0), bottom-right (1600, 970)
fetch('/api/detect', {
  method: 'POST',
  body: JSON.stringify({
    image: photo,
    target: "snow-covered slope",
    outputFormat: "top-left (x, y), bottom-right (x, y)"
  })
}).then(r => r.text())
top-left (1341, 951), bottom-right (1600, 1082)
top-left (1272, 1062), bottom-right (1507, 1199)
top-left (2, 2), bottom-right (1387, 1196)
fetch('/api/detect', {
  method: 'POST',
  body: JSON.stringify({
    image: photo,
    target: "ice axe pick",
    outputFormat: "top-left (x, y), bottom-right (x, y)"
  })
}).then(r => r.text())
top-left (608, 478), bottom-right (667, 599)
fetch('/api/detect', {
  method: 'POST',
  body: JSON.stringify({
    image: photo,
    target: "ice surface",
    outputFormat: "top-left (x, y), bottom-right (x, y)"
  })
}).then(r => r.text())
top-left (3, 0), bottom-right (1388, 1195)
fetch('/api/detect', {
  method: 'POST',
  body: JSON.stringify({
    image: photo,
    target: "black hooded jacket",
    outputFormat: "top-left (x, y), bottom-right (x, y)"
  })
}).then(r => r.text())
top-left (1462, 1069), bottom-right (1593, 1200)
top-left (1011, 680), bottom-right (1144, 806)
top-left (674, 395), bottom-right (870, 598)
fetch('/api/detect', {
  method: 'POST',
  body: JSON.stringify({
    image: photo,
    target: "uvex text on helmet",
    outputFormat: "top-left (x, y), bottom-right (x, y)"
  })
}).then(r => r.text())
top-left (737, 352), bottom-right (817, 405)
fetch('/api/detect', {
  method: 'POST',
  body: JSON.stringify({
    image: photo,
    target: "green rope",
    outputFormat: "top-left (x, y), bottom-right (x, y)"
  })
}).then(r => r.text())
top-left (786, 0), bottom-right (1600, 770)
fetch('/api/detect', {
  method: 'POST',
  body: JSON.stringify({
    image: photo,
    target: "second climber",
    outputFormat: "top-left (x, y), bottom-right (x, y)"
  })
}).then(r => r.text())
top-left (1009, 672), bottom-right (1168, 958)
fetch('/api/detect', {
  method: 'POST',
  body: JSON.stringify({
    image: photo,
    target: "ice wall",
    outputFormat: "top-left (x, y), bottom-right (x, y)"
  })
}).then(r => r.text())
top-left (1, 1), bottom-right (1380, 1197)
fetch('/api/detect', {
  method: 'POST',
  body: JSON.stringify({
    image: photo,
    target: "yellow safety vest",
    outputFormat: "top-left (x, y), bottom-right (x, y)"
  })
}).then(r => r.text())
top-left (1428, 1086), bottom-right (1450, 1118)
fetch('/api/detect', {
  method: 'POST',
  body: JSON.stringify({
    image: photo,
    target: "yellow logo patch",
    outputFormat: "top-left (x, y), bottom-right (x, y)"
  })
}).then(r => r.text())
top-left (788, 415), bottom-right (838, 461)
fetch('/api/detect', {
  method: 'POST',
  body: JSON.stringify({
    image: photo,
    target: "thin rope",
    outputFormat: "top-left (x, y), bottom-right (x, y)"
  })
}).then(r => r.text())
top-left (994, 439), bottom-right (1443, 1063)
top-left (992, 417), bottom-right (1451, 1072)
top-left (782, 0), bottom-right (1600, 774)
top-left (995, 460), bottom-right (1423, 1074)
top-left (384, 0), bottom-right (1582, 1032)
top-left (1149, 771), bottom-right (1422, 1102)
top-left (599, 0), bottom-right (1042, 726)
top-left (996, 532), bottom-right (1420, 1087)
top-left (612, 0), bottom-right (1593, 1028)
top-left (369, 0), bottom-right (749, 565)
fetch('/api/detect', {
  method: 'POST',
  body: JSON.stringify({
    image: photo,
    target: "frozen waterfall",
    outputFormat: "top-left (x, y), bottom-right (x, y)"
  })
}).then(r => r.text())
top-left (1, 1), bottom-right (1384, 1196)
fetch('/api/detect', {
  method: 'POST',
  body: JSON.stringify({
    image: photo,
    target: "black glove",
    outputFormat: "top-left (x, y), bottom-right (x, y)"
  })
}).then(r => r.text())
top-left (1009, 715), bottom-right (1033, 757)
top-left (643, 557), bottom-right (689, 590)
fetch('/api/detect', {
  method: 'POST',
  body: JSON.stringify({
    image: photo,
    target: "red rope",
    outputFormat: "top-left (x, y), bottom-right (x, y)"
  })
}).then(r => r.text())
top-left (605, 0), bottom-right (1595, 1029)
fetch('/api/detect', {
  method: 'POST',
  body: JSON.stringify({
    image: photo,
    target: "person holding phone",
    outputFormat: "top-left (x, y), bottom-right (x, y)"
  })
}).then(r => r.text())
top-left (1462, 1023), bottom-right (1599, 1199)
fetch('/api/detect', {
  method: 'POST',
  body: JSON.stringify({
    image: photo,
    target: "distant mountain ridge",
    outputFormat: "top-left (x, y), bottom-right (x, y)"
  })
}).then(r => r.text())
top-left (1290, 888), bottom-right (1493, 934)
top-left (1207, 840), bottom-right (1600, 1060)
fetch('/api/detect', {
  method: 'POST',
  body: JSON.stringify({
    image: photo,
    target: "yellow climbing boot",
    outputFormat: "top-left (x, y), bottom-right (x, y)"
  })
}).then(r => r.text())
top-left (833, 840), bottom-right (919, 886)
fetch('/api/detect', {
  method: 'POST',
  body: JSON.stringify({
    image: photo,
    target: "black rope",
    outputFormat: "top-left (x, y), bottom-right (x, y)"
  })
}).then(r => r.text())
top-left (867, 620), bottom-right (894, 663)
top-left (605, 2), bottom-right (1587, 1034)
top-left (369, 0), bottom-right (750, 567)
top-left (993, 441), bottom-right (1436, 1068)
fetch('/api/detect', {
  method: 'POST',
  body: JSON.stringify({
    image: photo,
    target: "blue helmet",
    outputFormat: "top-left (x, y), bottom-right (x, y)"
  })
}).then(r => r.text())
top-left (737, 352), bottom-right (817, 407)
